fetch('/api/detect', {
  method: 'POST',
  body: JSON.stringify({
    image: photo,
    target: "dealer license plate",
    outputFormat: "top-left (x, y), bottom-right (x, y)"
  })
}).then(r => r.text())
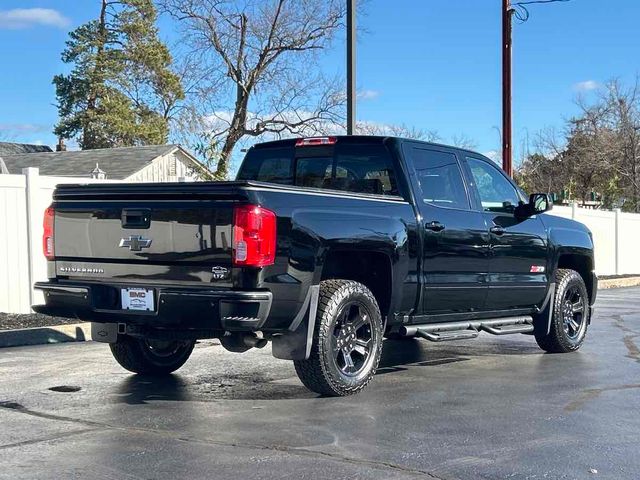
top-left (121, 288), bottom-right (155, 311)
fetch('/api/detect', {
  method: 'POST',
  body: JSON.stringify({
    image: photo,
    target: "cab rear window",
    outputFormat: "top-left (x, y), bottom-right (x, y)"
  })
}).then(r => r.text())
top-left (236, 147), bottom-right (294, 185)
top-left (237, 143), bottom-right (399, 196)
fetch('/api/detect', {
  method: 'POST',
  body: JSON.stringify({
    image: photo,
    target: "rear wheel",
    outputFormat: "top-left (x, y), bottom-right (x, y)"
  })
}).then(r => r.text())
top-left (535, 269), bottom-right (589, 353)
top-left (110, 336), bottom-right (195, 375)
top-left (294, 280), bottom-right (384, 396)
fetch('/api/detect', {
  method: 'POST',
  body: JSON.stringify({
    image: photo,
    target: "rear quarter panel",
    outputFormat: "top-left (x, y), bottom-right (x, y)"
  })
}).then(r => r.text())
top-left (244, 187), bottom-right (420, 330)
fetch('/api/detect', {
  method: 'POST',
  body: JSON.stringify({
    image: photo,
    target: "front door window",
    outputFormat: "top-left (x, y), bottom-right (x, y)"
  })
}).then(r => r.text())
top-left (467, 158), bottom-right (520, 214)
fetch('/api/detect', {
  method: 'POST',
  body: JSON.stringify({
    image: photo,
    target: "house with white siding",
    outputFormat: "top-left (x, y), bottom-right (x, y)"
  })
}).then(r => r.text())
top-left (0, 144), bottom-right (212, 182)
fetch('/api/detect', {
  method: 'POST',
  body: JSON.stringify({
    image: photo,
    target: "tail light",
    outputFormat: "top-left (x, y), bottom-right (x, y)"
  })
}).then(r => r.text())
top-left (232, 205), bottom-right (276, 267)
top-left (295, 136), bottom-right (337, 147)
top-left (43, 206), bottom-right (55, 260)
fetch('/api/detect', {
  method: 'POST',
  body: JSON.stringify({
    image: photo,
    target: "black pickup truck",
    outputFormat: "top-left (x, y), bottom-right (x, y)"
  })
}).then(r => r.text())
top-left (34, 136), bottom-right (597, 396)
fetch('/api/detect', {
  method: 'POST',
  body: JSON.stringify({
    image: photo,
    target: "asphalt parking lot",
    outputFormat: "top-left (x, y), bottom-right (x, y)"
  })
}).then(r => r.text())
top-left (0, 287), bottom-right (639, 480)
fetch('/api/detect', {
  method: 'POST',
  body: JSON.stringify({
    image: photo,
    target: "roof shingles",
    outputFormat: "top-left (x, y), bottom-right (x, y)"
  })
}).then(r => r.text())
top-left (0, 142), bottom-right (53, 155)
top-left (0, 144), bottom-right (180, 179)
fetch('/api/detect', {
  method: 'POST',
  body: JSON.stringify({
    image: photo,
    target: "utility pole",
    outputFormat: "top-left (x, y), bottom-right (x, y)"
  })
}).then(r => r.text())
top-left (502, 0), bottom-right (513, 176)
top-left (346, 0), bottom-right (356, 135)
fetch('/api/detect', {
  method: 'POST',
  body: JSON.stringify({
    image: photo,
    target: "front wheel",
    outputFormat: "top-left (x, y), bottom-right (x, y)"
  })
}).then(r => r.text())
top-left (294, 280), bottom-right (384, 396)
top-left (535, 269), bottom-right (590, 353)
top-left (110, 336), bottom-right (195, 375)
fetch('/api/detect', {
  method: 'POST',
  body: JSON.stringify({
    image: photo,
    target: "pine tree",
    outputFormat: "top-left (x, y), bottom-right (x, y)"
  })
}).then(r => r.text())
top-left (53, 0), bottom-right (183, 149)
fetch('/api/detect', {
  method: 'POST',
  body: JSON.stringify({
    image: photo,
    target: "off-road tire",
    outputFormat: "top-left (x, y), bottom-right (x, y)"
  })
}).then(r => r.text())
top-left (294, 280), bottom-right (384, 396)
top-left (110, 336), bottom-right (195, 375)
top-left (535, 269), bottom-right (589, 353)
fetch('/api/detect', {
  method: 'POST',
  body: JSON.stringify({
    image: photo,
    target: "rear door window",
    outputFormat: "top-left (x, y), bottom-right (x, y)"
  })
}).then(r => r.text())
top-left (406, 147), bottom-right (469, 210)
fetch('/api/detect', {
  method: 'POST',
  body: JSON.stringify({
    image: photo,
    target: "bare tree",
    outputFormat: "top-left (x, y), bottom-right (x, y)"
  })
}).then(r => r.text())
top-left (515, 126), bottom-right (573, 197)
top-left (515, 79), bottom-right (640, 210)
top-left (563, 79), bottom-right (639, 208)
top-left (354, 122), bottom-right (440, 142)
top-left (599, 79), bottom-right (640, 210)
top-left (160, 0), bottom-right (346, 179)
top-left (451, 133), bottom-right (478, 150)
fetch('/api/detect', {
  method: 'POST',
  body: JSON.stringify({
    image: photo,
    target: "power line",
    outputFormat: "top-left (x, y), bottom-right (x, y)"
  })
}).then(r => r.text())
top-left (514, 0), bottom-right (571, 3)
top-left (501, 0), bottom-right (571, 174)
top-left (512, 0), bottom-right (571, 23)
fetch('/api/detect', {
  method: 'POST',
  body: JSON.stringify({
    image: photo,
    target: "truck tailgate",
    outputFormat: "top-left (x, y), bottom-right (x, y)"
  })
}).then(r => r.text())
top-left (51, 182), bottom-right (250, 285)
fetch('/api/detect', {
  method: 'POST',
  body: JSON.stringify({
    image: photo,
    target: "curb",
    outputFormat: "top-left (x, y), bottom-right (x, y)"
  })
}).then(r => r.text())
top-left (598, 276), bottom-right (640, 289)
top-left (0, 323), bottom-right (92, 348)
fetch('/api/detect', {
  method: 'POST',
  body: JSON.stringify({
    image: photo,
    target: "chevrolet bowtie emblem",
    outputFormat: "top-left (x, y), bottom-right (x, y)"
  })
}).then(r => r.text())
top-left (119, 235), bottom-right (152, 252)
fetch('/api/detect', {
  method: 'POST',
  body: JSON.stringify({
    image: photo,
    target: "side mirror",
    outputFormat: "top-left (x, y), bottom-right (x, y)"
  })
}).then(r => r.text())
top-left (530, 193), bottom-right (553, 214)
top-left (515, 193), bottom-right (553, 219)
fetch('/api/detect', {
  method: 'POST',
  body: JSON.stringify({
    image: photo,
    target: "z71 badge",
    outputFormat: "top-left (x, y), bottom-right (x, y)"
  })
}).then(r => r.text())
top-left (211, 266), bottom-right (229, 280)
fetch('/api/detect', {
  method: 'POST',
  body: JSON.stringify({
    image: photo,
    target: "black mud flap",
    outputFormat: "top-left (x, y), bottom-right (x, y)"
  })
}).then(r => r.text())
top-left (271, 285), bottom-right (319, 361)
top-left (533, 283), bottom-right (555, 336)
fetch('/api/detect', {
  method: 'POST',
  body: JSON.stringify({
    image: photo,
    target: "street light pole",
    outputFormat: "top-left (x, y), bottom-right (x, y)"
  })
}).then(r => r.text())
top-left (502, 0), bottom-right (513, 176)
top-left (346, 0), bottom-right (356, 135)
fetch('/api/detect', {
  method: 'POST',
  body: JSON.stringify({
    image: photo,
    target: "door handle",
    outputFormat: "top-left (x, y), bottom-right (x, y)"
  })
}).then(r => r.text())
top-left (426, 221), bottom-right (445, 232)
top-left (490, 225), bottom-right (505, 236)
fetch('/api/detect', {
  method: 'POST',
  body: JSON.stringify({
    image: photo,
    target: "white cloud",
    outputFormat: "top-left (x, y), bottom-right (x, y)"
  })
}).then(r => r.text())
top-left (357, 89), bottom-right (380, 100)
top-left (0, 8), bottom-right (70, 30)
top-left (573, 80), bottom-right (599, 92)
top-left (0, 123), bottom-right (50, 134)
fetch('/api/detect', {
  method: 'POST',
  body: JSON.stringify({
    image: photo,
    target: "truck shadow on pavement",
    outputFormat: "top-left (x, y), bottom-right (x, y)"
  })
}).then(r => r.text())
top-left (112, 374), bottom-right (193, 405)
top-left (377, 337), bottom-right (541, 373)
top-left (376, 338), bottom-right (471, 375)
top-left (110, 338), bottom-right (541, 403)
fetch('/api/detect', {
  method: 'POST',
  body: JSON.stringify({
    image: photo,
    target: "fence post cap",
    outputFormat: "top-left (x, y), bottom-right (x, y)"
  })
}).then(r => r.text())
top-left (21, 167), bottom-right (39, 176)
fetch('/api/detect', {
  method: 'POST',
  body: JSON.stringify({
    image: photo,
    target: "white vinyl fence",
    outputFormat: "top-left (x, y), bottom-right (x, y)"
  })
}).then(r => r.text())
top-left (0, 168), bottom-right (119, 314)
top-left (1, 172), bottom-right (640, 314)
top-left (548, 204), bottom-right (640, 276)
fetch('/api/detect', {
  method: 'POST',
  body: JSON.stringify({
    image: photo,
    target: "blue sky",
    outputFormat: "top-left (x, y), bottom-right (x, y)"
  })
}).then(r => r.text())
top-left (0, 0), bottom-right (638, 165)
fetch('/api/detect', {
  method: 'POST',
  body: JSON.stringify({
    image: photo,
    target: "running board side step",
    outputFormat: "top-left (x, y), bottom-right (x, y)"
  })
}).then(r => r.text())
top-left (415, 329), bottom-right (479, 342)
top-left (400, 316), bottom-right (534, 342)
top-left (480, 324), bottom-right (533, 335)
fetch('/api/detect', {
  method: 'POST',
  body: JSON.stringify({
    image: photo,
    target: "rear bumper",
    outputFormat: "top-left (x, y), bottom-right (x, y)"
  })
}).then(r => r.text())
top-left (33, 281), bottom-right (272, 332)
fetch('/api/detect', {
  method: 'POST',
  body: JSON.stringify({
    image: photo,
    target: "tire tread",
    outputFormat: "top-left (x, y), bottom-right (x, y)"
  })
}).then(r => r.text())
top-left (535, 268), bottom-right (589, 353)
top-left (110, 336), bottom-right (195, 375)
top-left (294, 279), bottom-right (383, 396)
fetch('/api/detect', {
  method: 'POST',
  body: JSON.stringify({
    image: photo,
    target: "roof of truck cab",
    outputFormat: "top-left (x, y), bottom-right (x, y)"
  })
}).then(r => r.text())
top-left (252, 135), bottom-right (388, 149)
top-left (250, 136), bottom-right (485, 157)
